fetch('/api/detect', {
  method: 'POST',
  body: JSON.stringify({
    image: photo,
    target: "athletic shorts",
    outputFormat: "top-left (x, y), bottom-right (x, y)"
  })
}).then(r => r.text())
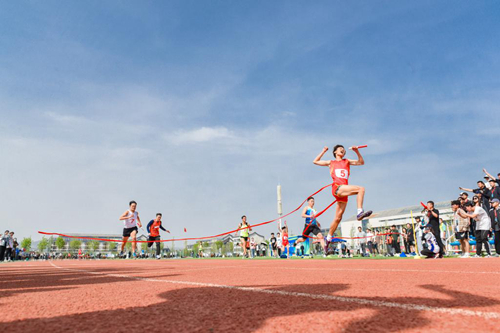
top-left (332, 183), bottom-right (348, 203)
top-left (240, 236), bottom-right (248, 242)
top-left (282, 240), bottom-right (289, 247)
top-left (123, 226), bottom-right (138, 237)
top-left (302, 224), bottom-right (322, 237)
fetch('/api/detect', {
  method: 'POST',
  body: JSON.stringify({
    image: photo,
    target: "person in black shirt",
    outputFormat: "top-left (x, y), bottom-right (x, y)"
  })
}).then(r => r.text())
top-left (405, 223), bottom-right (415, 253)
top-left (269, 233), bottom-right (277, 257)
top-left (459, 181), bottom-right (491, 211)
top-left (424, 201), bottom-right (445, 258)
top-left (488, 179), bottom-right (500, 200)
top-left (489, 198), bottom-right (500, 255)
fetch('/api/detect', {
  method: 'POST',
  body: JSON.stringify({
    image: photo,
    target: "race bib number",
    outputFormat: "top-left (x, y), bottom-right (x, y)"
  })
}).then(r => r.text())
top-left (335, 169), bottom-right (348, 179)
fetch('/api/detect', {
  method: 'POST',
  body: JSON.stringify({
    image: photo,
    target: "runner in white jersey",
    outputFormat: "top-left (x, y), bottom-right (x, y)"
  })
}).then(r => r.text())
top-left (119, 201), bottom-right (142, 258)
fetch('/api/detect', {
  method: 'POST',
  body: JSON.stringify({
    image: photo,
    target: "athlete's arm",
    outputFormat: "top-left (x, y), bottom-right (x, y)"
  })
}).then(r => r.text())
top-left (301, 206), bottom-right (311, 219)
top-left (313, 147), bottom-right (330, 166)
top-left (483, 168), bottom-right (497, 180)
top-left (119, 210), bottom-right (131, 220)
top-left (464, 212), bottom-right (479, 219)
top-left (146, 220), bottom-right (153, 234)
top-left (348, 147), bottom-right (364, 166)
top-left (458, 187), bottom-right (474, 192)
top-left (159, 222), bottom-right (169, 233)
top-left (136, 214), bottom-right (142, 228)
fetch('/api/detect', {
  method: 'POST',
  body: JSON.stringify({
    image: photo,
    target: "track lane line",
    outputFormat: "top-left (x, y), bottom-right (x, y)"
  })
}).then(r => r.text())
top-left (49, 261), bottom-right (500, 319)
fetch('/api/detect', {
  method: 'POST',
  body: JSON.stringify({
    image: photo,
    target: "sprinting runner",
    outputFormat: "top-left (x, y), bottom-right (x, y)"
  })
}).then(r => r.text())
top-left (279, 220), bottom-right (290, 258)
top-left (147, 213), bottom-right (170, 259)
top-left (294, 196), bottom-right (326, 255)
top-left (313, 145), bottom-right (372, 253)
top-left (237, 215), bottom-right (252, 258)
top-left (119, 201), bottom-right (142, 258)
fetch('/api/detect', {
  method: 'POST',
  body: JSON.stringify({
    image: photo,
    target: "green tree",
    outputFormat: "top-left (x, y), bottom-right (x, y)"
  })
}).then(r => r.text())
top-left (69, 240), bottom-right (82, 251)
top-left (88, 240), bottom-right (100, 253)
top-left (48, 236), bottom-right (55, 251)
top-left (215, 240), bottom-right (223, 253)
top-left (202, 241), bottom-right (209, 248)
top-left (55, 237), bottom-right (66, 251)
top-left (38, 237), bottom-right (49, 253)
top-left (141, 241), bottom-right (149, 252)
top-left (192, 243), bottom-right (199, 256)
top-left (21, 237), bottom-right (32, 252)
top-left (108, 242), bottom-right (117, 252)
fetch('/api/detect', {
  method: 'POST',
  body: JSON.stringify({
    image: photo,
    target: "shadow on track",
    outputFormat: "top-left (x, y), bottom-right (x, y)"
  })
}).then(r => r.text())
top-left (0, 264), bottom-right (181, 294)
top-left (1, 278), bottom-right (498, 332)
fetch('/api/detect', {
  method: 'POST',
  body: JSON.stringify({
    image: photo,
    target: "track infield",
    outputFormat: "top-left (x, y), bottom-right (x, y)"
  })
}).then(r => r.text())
top-left (1, 258), bottom-right (500, 332)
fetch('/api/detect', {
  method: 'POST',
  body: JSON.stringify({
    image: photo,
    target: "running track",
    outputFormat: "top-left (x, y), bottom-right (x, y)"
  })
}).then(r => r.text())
top-left (1, 258), bottom-right (500, 332)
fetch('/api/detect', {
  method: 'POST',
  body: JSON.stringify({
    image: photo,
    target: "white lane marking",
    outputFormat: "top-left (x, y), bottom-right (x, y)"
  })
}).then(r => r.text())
top-left (49, 261), bottom-right (500, 319)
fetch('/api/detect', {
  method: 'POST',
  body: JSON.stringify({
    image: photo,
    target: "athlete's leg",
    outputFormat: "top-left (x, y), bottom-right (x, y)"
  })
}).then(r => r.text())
top-left (130, 230), bottom-right (137, 254)
top-left (317, 232), bottom-right (326, 248)
top-left (240, 238), bottom-right (246, 257)
top-left (295, 236), bottom-right (306, 247)
top-left (336, 185), bottom-right (365, 209)
top-left (328, 201), bottom-right (348, 237)
top-left (121, 237), bottom-right (129, 252)
top-left (155, 238), bottom-right (161, 257)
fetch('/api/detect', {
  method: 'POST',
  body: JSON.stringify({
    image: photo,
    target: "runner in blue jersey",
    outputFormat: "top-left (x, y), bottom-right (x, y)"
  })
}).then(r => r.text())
top-left (294, 197), bottom-right (326, 254)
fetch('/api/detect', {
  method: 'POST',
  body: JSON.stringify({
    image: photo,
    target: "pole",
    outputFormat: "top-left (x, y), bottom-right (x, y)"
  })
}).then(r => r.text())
top-left (410, 210), bottom-right (421, 259)
top-left (277, 184), bottom-right (283, 257)
top-left (277, 184), bottom-right (283, 224)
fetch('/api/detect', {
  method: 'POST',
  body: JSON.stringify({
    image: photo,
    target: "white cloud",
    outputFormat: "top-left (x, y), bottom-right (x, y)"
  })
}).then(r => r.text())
top-left (167, 126), bottom-right (234, 144)
top-left (44, 111), bottom-right (92, 125)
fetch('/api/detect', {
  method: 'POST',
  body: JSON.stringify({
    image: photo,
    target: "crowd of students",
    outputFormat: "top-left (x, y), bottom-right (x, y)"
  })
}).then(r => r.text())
top-left (0, 230), bottom-right (18, 262)
top-left (452, 168), bottom-right (500, 258)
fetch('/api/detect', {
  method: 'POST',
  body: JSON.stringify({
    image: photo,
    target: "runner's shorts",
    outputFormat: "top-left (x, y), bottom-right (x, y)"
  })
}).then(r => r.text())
top-left (332, 183), bottom-right (348, 203)
top-left (123, 226), bottom-right (138, 237)
top-left (302, 224), bottom-right (322, 237)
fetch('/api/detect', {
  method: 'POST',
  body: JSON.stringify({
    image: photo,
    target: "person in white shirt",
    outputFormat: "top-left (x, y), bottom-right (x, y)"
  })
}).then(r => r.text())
top-left (118, 201), bottom-right (142, 257)
top-left (365, 228), bottom-right (374, 255)
top-left (276, 232), bottom-right (282, 257)
top-left (355, 226), bottom-right (367, 256)
top-left (463, 202), bottom-right (491, 257)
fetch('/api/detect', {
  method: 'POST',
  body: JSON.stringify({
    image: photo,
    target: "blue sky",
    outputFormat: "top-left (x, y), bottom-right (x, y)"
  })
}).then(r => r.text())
top-left (1, 1), bottom-right (499, 241)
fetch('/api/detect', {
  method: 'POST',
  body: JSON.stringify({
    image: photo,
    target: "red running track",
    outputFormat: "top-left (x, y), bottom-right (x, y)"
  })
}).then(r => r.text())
top-left (1, 258), bottom-right (500, 332)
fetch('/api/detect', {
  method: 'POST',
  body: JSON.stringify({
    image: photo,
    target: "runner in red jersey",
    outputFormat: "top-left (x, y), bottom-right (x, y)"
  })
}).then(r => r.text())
top-left (279, 220), bottom-right (290, 258)
top-left (313, 145), bottom-right (372, 254)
